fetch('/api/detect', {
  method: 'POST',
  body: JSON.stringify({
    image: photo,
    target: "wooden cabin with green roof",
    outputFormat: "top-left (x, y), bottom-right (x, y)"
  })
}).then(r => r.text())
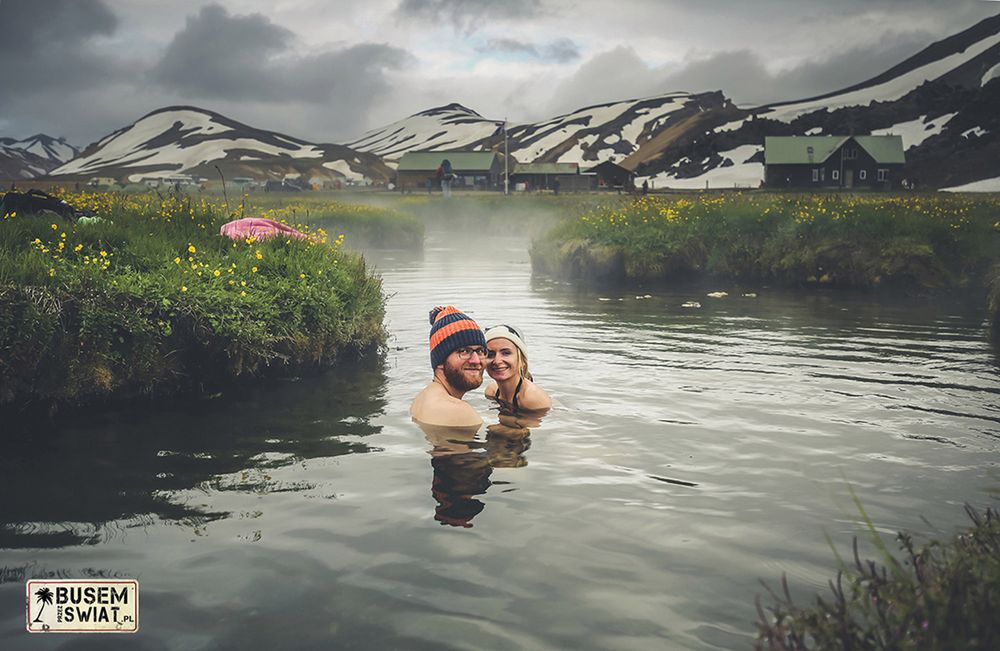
top-left (764, 135), bottom-right (905, 190)
top-left (510, 162), bottom-right (593, 192)
top-left (396, 151), bottom-right (505, 192)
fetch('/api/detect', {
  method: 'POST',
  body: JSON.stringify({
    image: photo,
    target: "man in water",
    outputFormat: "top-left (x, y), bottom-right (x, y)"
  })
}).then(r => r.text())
top-left (410, 305), bottom-right (488, 427)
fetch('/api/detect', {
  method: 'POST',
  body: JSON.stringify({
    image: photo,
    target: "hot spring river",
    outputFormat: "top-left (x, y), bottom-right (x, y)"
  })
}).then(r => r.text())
top-left (2, 228), bottom-right (999, 650)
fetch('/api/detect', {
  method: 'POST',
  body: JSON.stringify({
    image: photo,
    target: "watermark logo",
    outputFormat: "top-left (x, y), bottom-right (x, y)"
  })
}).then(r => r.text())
top-left (26, 580), bottom-right (138, 633)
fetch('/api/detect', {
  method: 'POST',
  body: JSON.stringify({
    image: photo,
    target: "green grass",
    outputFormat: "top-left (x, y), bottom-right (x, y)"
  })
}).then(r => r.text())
top-left (755, 503), bottom-right (1000, 650)
top-left (988, 264), bottom-right (1000, 332)
top-left (531, 193), bottom-right (1000, 289)
top-left (244, 194), bottom-right (424, 248)
top-left (0, 191), bottom-right (385, 411)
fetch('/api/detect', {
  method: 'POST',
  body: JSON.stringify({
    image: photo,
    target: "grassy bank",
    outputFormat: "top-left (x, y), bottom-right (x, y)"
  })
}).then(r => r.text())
top-left (0, 191), bottom-right (385, 411)
top-left (227, 194), bottom-right (423, 249)
top-left (531, 193), bottom-right (1000, 290)
top-left (756, 503), bottom-right (1000, 650)
top-left (989, 264), bottom-right (1000, 333)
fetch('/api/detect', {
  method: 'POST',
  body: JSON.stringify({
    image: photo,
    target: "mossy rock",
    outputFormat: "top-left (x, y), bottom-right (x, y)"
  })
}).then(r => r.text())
top-left (988, 264), bottom-right (1000, 333)
top-left (556, 239), bottom-right (625, 283)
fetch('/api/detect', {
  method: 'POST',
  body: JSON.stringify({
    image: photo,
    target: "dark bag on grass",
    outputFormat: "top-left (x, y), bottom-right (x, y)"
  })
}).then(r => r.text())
top-left (0, 189), bottom-right (88, 221)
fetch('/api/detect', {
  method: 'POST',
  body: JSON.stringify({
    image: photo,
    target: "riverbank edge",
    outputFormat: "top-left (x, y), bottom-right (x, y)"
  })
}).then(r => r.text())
top-left (530, 237), bottom-right (998, 298)
top-left (755, 504), bottom-right (1000, 649)
top-left (0, 260), bottom-right (387, 416)
top-left (989, 263), bottom-right (1000, 332)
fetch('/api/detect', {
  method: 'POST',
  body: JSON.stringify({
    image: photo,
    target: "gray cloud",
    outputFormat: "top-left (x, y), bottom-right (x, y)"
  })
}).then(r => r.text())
top-left (479, 37), bottom-right (579, 62)
top-left (659, 31), bottom-right (935, 105)
top-left (2, 0), bottom-right (997, 149)
top-left (547, 46), bottom-right (659, 115)
top-left (549, 27), bottom-right (942, 115)
top-left (0, 0), bottom-right (120, 93)
top-left (152, 4), bottom-right (409, 112)
top-left (152, 4), bottom-right (292, 98)
top-left (394, 0), bottom-right (541, 31)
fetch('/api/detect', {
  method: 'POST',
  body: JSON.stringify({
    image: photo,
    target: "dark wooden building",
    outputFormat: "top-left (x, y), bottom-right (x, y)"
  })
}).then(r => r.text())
top-left (510, 162), bottom-right (591, 192)
top-left (764, 136), bottom-right (905, 190)
top-left (396, 151), bottom-right (506, 192)
top-left (586, 161), bottom-right (635, 191)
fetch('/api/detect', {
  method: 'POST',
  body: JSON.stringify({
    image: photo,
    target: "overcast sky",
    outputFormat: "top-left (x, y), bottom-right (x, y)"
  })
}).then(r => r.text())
top-left (2, 0), bottom-right (998, 147)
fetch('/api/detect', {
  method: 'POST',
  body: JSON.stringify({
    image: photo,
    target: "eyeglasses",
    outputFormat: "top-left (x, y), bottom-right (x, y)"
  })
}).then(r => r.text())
top-left (453, 346), bottom-right (488, 359)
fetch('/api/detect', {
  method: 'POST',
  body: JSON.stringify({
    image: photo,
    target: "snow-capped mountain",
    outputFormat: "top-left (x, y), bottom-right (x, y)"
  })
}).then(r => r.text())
top-left (9, 13), bottom-right (999, 190)
top-left (351, 12), bottom-right (1000, 190)
top-left (346, 103), bottom-right (503, 160)
top-left (637, 11), bottom-right (1000, 190)
top-left (348, 93), bottom-right (741, 168)
top-left (0, 134), bottom-right (78, 179)
top-left (49, 106), bottom-right (392, 184)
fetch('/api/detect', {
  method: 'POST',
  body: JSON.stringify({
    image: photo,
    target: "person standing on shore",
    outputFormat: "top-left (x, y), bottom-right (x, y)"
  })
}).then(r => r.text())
top-left (411, 306), bottom-right (489, 427)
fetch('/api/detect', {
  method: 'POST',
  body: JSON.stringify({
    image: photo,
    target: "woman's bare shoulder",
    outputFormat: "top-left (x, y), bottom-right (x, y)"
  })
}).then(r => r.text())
top-left (520, 380), bottom-right (552, 410)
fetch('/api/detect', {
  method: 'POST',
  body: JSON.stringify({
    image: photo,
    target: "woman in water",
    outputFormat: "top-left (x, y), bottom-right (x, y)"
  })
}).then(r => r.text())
top-left (483, 324), bottom-right (552, 413)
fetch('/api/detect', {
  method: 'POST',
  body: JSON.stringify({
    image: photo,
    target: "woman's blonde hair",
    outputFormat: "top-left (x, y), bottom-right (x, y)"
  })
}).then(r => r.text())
top-left (518, 349), bottom-right (533, 382)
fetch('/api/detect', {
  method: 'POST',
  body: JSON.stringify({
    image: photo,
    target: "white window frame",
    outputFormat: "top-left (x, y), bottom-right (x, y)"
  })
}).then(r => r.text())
top-left (859, 169), bottom-right (867, 181)
top-left (877, 168), bottom-right (888, 182)
top-left (812, 168), bottom-right (819, 182)
top-left (832, 169), bottom-right (840, 181)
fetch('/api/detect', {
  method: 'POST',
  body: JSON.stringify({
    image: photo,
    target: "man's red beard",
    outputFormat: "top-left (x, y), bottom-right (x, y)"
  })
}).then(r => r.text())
top-left (443, 358), bottom-right (484, 392)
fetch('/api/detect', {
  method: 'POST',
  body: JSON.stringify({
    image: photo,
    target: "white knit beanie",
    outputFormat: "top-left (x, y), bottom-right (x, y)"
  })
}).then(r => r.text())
top-left (484, 324), bottom-right (527, 356)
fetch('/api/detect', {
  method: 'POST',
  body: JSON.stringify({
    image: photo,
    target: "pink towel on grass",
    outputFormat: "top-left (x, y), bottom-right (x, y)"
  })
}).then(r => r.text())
top-left (219, 217), bottom-right (307, 241)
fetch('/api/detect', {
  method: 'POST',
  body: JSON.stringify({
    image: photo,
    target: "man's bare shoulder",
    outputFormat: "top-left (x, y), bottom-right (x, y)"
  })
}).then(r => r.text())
top-left (411, 382), bottom-right (482, 427)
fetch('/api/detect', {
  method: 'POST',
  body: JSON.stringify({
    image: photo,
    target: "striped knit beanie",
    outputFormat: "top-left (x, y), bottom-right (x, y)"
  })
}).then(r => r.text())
top-left (429, 305), bottom-right (486, 368)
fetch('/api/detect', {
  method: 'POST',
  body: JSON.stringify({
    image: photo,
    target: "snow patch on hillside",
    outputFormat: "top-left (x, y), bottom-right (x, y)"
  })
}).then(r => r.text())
top-left (646, 144), bottom-right (763, 189)
top-left (348, 109), bottom-right (499, 159)
top-left (760, 31), bottom-right (1000, 123)
top-left (716, 119), bottom-right (746, 133)
top-left (940, 176), bottom-right (1000, 192)
top-left (54, 109), bottom-right (326, 176)
top-left (322, 160), bottom-right (365, 182)
top-left (57, 137), bottom-right (325, 176)
top-left (982, 62), bottom-right (1000, 85)
top-left (619, 98), bottom-right (687, 145)
top-left (871, 112), bottom-right (957, 149)
top-left (511, 100), bottom-right (638, 162)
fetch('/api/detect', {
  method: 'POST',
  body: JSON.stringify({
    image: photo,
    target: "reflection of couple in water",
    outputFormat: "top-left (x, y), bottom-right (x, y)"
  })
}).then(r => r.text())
top-left (411, 306), bottom-right (551, 527)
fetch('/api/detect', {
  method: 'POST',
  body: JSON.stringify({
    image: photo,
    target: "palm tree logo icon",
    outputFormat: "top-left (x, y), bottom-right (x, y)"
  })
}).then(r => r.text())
top-left (33, 587), bottom-right (54, 623)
